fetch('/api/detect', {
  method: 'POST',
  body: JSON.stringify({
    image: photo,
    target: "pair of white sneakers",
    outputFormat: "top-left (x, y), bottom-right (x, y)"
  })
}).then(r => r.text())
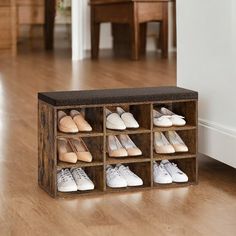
top-left (106, 164), bottom-right (143, 188)
top-left (153, 160), bottom-right (188, 184)
top-left (57, 168), bottom-right (94, 192)
top-left (106, 107), bottom-right (139, 130)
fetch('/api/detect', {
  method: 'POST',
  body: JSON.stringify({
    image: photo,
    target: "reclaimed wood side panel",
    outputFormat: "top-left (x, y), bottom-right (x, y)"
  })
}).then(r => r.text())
top-left (38, 100), bottom-right (57, 197)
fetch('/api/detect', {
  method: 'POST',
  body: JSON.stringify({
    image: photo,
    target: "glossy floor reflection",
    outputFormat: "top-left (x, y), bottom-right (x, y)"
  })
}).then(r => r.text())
top-left (0, 48), bottom-right (235, 235)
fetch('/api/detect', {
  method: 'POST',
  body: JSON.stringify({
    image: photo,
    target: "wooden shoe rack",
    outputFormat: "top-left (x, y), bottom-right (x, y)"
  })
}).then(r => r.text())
top-left (38, 86), bottom-right (198, 198)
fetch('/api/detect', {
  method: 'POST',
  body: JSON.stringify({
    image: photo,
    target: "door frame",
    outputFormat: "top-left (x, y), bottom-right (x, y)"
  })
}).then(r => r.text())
top-left (71, 0), bottom-right (85, 60)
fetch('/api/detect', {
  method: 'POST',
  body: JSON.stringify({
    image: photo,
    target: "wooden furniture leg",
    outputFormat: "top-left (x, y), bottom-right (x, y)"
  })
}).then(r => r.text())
top-left (131, 3), bottom-right (139, 60)
top-left (140, 23), bottom-right (147, 55)
top-left (173, 0), bottom-right (176, 47)
top-left (44, 0), bottom-right (55, 50)
top-left (160, 3), bottom-right (168, 58)
top-left (91, 7), bottom-right (100, 59)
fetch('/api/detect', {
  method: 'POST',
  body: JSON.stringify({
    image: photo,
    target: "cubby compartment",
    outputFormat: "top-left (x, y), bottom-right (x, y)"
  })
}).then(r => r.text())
top-left (153, 158), bottom-right (197, 188)
top-left (80, 136), bottom-right (104, 165)
top-left (106, 133), bottom-right (151, 164)
top-left (84, 107), bottom-right (104, 133)
top-left (57, 136), bottom-right (104, 168)
top-left (57, 106), bottom-right (103, 137)
top-left (153, 100), bottom-right (197, 132)
top-left (58, 165), bottom-right (104, 197)
top-left (153, 129), bottom-right (197, 161)
top-left (106, 161), bottom-right (151, 192)
top-left (105, 103), bottom-right (151, 134)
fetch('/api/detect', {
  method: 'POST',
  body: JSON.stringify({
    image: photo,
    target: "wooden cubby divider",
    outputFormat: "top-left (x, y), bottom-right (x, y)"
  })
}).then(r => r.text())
top-left (38, 87), bottom-right (198, 198)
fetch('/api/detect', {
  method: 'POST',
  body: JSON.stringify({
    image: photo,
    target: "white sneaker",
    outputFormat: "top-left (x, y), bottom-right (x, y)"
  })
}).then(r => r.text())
top-left (154, 132), bottom-right (175, 154)
top-left (57, 169), bottom-right (77, 192)
top-left (106, 165), bottom-right (127, 188)
top-left (116, 107), bottom-right (139, 129)
top-left (153, 161), bottom-right (172, 184)
top-left (153, 109), bottom-right (172, 127)
top-left (160, 107), bottom-right (186, 126)
top-left (166, 131), bottom-right (188, 152)
top-left (161, 160), bottom-right (188, 183)
top-left (117, 164), bottom-right (143, 187)
top-left (71, 167), bottom-right (94, 191)
top-left (105, 108), bottom-right (126, 130)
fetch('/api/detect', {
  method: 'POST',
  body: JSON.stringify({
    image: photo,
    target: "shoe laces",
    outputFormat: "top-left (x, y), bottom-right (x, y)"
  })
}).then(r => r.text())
top-left (119, 166), bottom-right (136, 177)
top-left (107, 167), bottom-right (120, 179)
top-left (155, 164), bottom-right (168, 176)
top-left (74, 168), bottom-right (89, 180)
top-left (169, 163), bottom-right (183, 174)
top-left (58, 169), bottom-right (73, 183)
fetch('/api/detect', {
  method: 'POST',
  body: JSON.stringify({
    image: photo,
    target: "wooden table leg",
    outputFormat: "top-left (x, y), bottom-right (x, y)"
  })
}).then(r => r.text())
top-left (160, 2), bottom-right (168, 58)
top-left (44, 0), bottom-right (55, 50)
top-left (140, 23), bottom-right (147, 55)
top-left (131, 3), bottom-right (140, 60)
top-left (91, 7), bottom-right (100, 59)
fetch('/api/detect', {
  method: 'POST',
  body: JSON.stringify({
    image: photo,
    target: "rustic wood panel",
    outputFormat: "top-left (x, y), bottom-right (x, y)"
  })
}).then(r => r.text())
top-left (85, 166), bottom-right (104, 192)
top-left (129, 162), bottom-right (152, 187)
top-left (130, 103), bottom-right (151, 130)
top-left (82, 136), bottom-right (104, 163)
top-left (129, 133), bottom-right (151, 158)
top-left (18, 5), bottom-right (44, 24)
top-left (94, 3), bottom-right (132, 23)
top-left (175, 158), bottom-right (197, 183)
top-left (17, 0), bottom-right (44, 5)
top-left (0, 2), bottom-right (17, 54)
top-left (0, 0), bottom-right (11, 6)
top-left (137, 2), bottom-right (163, 22)
top-left (85, 107), bottom-right (104, 133)
top-left (38, 100), bottom-right (57, 197)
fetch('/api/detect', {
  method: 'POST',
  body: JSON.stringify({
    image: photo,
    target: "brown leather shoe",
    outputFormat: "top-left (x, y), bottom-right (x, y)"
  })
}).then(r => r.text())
top-left (69, 138), bottom-right (93, 162)
top-left (70, 110), bottom-right (92, 132)
top-left (58, 111), bottom-right (78, 133)
top-left (57, 138), bottom-right (77, 163)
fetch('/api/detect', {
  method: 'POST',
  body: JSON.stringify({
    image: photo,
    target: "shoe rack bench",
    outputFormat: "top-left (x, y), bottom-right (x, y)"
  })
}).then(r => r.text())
top-left (38, 86), bottom-right (198, 198)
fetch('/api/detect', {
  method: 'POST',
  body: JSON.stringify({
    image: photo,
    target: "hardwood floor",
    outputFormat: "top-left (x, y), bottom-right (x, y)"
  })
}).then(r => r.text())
top-left (0, 47), bottom-right (235, 236)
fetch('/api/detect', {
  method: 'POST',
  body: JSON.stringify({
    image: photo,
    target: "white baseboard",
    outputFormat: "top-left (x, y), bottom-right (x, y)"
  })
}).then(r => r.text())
top-left (199, 119), bottom-right (236, 168)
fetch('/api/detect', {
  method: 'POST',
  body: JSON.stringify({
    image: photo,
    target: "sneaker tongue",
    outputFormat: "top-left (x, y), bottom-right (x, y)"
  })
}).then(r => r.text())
top-left (106, 165), bottom-right (113, 170)
top-left (161, 160), bottom-right (169, 165)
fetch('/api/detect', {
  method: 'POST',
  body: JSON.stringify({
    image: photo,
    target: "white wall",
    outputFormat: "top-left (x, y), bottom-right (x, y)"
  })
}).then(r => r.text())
top-left (177, 0), bottom-right (236, 168)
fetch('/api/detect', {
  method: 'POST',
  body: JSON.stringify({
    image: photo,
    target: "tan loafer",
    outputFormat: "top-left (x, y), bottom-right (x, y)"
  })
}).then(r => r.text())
top-left (58, 111), bottom-right (78, 133)
top-left (70, 110), bottom-right (92, 132)
top-left (107, 135), bottom-right (128, 157)
top-left (57, 138), bottom-right (77, 163)
top-left (118, 134), bottom-right (142, 156)
top-left (69, 138), bottom-right (92, 162)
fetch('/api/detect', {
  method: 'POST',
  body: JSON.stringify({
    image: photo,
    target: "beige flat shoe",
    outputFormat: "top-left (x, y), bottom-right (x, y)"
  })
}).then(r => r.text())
top-left (118, 134), bottom-right (142, 156)
top-left (58, 111), bottom-right (78, 133)
top-left (154, 132), bottom-right (175, 154)
top-left (70, 138), bottom-right (92, 162)
top-left (70, 110), bottom-right (92, 132)
top-left (166, 131), bottom-right (188, 152)
top-left (57, 138), bottom-right (77, 163)
top-left (107, 135), bottom-right (128, 157)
